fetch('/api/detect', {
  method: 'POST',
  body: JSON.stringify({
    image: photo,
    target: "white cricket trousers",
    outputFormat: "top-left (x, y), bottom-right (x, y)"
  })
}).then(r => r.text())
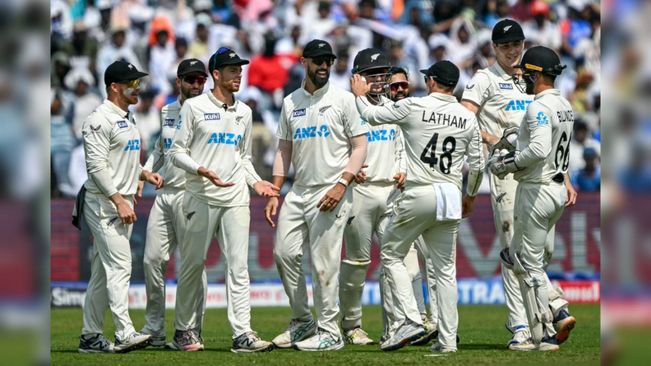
top-left (489, 172), bottom-right (528, 329)
top-left (381, 184), bottom-right (460, 349)
top-left (81, 192), bottom-right (136, 341)
top-left (341, 182), bottom-right (394, 331)
top-left (511, 181), bottom-right (567, 337)
top-left (274, 184), bottom-right (353, 337)
top-left (174, 193), bottom-right (252, 338)
top-left (142, 187), bottom-right (207, 337)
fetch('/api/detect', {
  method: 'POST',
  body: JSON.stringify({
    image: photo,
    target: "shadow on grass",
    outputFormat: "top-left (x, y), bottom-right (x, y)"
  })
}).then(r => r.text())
top-left (459, 343), bottom-right (505, 350)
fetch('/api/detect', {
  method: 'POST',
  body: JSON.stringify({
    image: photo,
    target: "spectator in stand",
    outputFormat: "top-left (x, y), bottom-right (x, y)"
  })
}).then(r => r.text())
top-left (247, 34), bottom-right (297, 110)
top-left (96, 26), bottom-right (142, 90)
top-left (133, 89), bottom-right (160, 154)
top-left (62, 66), bottom-right (102, 140)
top-left (51, 91), bottom-right (77, 197)
top-left (329, 52), bottom-right (351, 91)
top-left (572, 147), bottom-right (600, 192)
top-left (569, 119), bottom-right (601, 173)
top-left (148, 27), bottom-right (176, 96)
top-left (523, 0), bottom-right (562, 52)
top-left (187, 14), bottom-right (211, 62)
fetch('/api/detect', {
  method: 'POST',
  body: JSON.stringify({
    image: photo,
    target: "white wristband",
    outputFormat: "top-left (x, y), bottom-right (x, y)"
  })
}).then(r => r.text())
top-left (337, 177), bottom-right (349, 187)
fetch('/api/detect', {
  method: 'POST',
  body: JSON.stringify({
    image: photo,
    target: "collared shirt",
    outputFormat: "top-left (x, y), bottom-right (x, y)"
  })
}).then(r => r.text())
top-left (462, 62), bottom-right (534, 140)
top-left (82, 99), bottom-right (142, 197)
top-left (514, 89), bottom-right (575, 184)
top-left (362, 95), bottom-right (405, 183)
top-left (143, 99), bottom-right (186, 190)
top-left (170, 92), bottom-right (261, 206)
top-left (277, 81), bottom-right (368, 187)
top-left (356, 92), bottom-right (484, 192)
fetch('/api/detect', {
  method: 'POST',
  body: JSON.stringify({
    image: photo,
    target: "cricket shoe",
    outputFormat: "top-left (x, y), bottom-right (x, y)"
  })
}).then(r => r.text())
top-left (380, 320), bottom-right (425, 352)
top-left (272, 318), bottom-right (317, 349)
top-left (114, 332), bottom-right (151, 353)
top-left (507, 326), bottom-right (536, 351)
top-left (169, 329), bottom-right (204, 352)
top-left (554, 309), bottom-right (576, 344)
top-left (411, 320), bottom-right (437, 346)
top-left (231, 331), bottom-right (274, 353)
top-left (430, 341), bottom-right (457, 353)
top-left (344, 327), bottom-right (375, 345)
top-left (294, 328), bottom-right (344, 351)
top-left (538, 335), bottom-right (560, 352)
top-left (78, 333), bottom-right (114, 353)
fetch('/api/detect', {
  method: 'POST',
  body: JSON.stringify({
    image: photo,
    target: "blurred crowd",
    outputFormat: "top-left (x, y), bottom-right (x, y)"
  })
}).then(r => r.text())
top-left (50, 0), bottom-right (601, 198)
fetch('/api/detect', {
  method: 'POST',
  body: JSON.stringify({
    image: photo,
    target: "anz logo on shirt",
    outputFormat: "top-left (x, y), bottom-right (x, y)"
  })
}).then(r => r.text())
top-left (163, 138), bottom-right (173, 150)
top-left (207, 132), bottom-right (242, 146)
top-left (293, 124), bottom-right (330, 140)
top-left (504, 99), bottom-right (532, 111)
top-left (367, 128), bottom-right (396, 142)
top-left (123, 139), bottom-right (140, 151)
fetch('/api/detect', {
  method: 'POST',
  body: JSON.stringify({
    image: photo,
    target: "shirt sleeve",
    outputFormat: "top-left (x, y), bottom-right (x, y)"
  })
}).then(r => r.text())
top-left (170, 102), bottom-right (201, 174)
top-left (461, 71), bottom-right (491, 107)
top-left (514, 105), bottom-right (553, 168)
top-left (465, 120), bottom-right (485, 196)
top-left (240, 110), bottom-right (263, 188)
top-left (276, 101), bottom-right (291, 140)
top-left (82, 115), bottom-right (118, 197)
top-left (343, 93), bottom-right (368, 137)
top-left (394, 126), bottom-right (406, 173)
top-left (355, 96), bottom-right (411, 126)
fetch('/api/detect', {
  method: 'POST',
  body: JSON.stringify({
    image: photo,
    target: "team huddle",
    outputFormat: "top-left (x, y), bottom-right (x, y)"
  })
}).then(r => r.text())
top-left (74, 19), bottom-right (577, 354)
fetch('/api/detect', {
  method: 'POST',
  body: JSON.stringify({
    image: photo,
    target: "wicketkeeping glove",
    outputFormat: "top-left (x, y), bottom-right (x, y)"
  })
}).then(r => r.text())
top-left (488, 150), bottom-right (520, 179)
top-left (489, 126), bottom-right (519, 157)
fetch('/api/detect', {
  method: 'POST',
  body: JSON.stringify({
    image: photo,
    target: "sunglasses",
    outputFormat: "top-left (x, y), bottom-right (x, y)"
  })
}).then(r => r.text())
top-left (183, 75), bottom-right (208, 85)
top-left (311, 56), bottom-right (334, 66)
top-left (121, 79), bottom-right (141, 88)
top-left (389, 81), bottom-right (409, 92)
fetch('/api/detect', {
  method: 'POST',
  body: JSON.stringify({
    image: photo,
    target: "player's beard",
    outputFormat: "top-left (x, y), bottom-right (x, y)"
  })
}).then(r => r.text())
top-left (122, 87), bottom-right (139, 104)
top-left (181, 84), bottom-right (203, 99)
top-left (308, 66), bottom-right (329, 89)
top-left (392, 90), bottom-right (409, 101)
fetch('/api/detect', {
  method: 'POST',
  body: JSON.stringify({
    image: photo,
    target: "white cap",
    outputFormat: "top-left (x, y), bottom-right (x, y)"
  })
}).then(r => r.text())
top-left (428, 34), bottom-right (449, 50)
top-left (64, 67), bottom-right (95, 90)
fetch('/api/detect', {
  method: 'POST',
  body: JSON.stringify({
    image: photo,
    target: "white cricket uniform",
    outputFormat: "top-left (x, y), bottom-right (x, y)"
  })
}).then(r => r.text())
top-left (141, 99), bottom-right (207, 339)
top-left (510, 89), bottom-right (574, 342)
top-left (169, 92), bottom-right (262, 338)
top-left (356, 92), bottom-right (484, 350)
top-left (340, 95), bottom-right (405, 332)
top-left (80, 99), bottom-right (142, 342)
top-left (274, 82), bottom-right (367, 337)
top-left (462, 62), bottom-right (533, 329)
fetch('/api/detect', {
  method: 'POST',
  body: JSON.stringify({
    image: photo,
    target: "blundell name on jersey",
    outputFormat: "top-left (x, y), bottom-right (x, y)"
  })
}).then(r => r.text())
top-left (421, 110), bottom-right (468, 129)
top-left (557, 110), bottom-right (574, 123)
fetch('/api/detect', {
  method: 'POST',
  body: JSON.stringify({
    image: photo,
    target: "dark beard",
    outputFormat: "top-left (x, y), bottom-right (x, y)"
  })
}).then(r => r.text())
top-left (392, 91), bottom-right (408, 101)
top-left (525, 80), bottom-right (535, 94)
top-left (308, 67), bottom-right (329, 88)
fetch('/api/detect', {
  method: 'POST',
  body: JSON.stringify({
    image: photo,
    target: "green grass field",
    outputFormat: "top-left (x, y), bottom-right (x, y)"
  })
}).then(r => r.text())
top-left (51, 304), bottom-right (600, 365)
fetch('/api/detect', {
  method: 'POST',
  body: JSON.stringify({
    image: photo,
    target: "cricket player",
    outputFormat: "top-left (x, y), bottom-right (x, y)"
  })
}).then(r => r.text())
top-left (461, 19), bottom-right (575, 349)
top-left (338, 49), bottom-right (405, 346)
top-left (264, 39), bottom-right (368, 351)
top-left (76, 60), bottom-right (162, 353)
top-left (489, 46), bottom-right (577, 351)
top-left (385, 67), bottom-right (440, 346)
top-left (169, 47), bottom-right (278, 353)
top-left (140, 59), bottom-right (209, 347)
top-left (352, 60), bottom-right (484, 353)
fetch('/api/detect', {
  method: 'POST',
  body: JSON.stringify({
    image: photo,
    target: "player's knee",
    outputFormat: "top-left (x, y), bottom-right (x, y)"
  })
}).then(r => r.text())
top-left (273, 246), bottom-right (301, 264)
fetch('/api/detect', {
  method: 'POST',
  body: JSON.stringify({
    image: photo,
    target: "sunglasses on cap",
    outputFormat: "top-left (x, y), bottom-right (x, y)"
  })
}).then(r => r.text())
top-left (183, 75), bottom-right (207, 85)
top-left (311, 56), bottom-right (334, 67)
top-left (120, 79), bottom-right (141, 88)
top-left (389, 81), bottom-right (409, 92)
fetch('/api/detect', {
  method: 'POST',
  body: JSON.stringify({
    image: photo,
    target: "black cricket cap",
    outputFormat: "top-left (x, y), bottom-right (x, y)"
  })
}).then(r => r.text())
top-left (177, 58), bottom-right (208, 77)
top-left (302, 39), bottom-right (337, 59)
top-left (208, 47), bottom-right (249, 72)
top-left (492, 19), bottom-right (525, 44)
top-left (420, 60), bottom-right (459, 88)
top-left (351, 48), bottom-right (391, 74)
top-left (104, 60), bottom-right (148, 86)
top-left (515, 46), bottom-right (566, 76)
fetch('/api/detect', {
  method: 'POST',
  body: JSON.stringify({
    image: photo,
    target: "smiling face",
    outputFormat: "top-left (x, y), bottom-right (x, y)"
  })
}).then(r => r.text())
top-left (389, 72), bottom-right (409, 101)
top-left (361, 67), bottom-right (390, 95)
top-left (493, 40), bottom-right (524, 71)
top-left (304, 56), bottom-right (334, 89)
